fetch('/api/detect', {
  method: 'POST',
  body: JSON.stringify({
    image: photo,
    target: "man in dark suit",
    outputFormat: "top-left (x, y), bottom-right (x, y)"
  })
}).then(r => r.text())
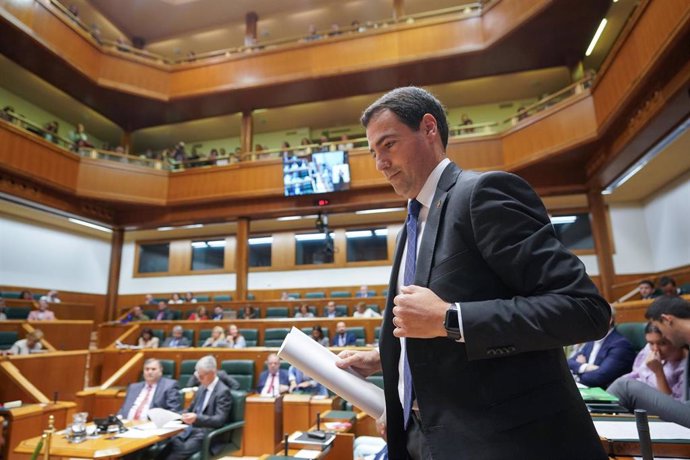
top-left (154, 301), bottom-right (175, 321)
top-left (118, 358), bottom-right (181, 421)
top-left (337, 87), bottom-right (611, 460)
top-left (256, 353), bottom-right (289, 396)
top-left (567, 311), bottom-right (636, 388)
top-left (158, 355), bottom-right (232, 460)
top-left (162, 325), bottom-right (190, 348)
top-left (331, 321), bottom-right (357, 347)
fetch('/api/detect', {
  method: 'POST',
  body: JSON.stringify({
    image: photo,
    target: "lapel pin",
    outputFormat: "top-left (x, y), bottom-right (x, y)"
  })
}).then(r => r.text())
top-left (436, 200), bottom-right (441, 208)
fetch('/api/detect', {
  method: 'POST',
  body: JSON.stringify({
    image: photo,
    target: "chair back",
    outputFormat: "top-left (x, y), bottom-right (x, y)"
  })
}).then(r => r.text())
top-left (178, 359), bottom-right (197, 387)
top-left (266, 307), bottom-right (289, 318)
top-left (0, 331), bottom-right (19, 350)
top-left (264, 328), bottom-right (290, 347)
top-left (221, 360), bottom-right (255, 391)
top-left (616, 323), bottom-right (648, 352)
top-left (239, 328), bottom-right (258, 347)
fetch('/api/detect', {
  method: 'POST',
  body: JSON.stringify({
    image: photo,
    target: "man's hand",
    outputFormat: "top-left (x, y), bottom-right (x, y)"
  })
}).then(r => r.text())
top-left (181, 412), bottom-right (197, 425)
top-left (392, 285), bottom-right (447, 338)
top-left (576, 354), bottom-right (587, 364)
top-left (336, 349), bottom-right (382, 377)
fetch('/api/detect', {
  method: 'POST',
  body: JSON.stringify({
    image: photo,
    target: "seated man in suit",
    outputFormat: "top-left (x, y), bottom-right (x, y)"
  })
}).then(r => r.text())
top-left (323, 301), bottom-right (343, 318)
top-left (288, 365), bottom-right (328, 396)
top-left (257, 353), bottom-right (289, 396)
top-left (567, 309), bottom-right (636, 388)
top-left (638, 280), bottom-right (657, 300)
top-left (118, 358), bottom-right (181, 421)
top-left (154, 301), bottom-right (175, 321)
top-left (332, 321), bottom-right (357, 347)
top-left (158, 355), bottom-right (232, 460)
top-left (162, 325), bottom-right (190, 348)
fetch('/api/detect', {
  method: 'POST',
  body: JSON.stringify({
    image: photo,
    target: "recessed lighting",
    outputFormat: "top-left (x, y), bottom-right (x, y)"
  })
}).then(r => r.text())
top-left (355, 207), bottom-right (405, 215)
top-left (277, 216), bottom-right (302, 221)
top-left (157, 226), bottom-right (174, 231)
top-left (550, 216), bottom-right (577, 225)
top-left (346, 230), bottom-right (373, 239)
top-left (207, 241), bottom-right (226, 248)
top-left (249, 237), bottom-right (273, 245)
top-left (295, 233), bottom-right (332, 241)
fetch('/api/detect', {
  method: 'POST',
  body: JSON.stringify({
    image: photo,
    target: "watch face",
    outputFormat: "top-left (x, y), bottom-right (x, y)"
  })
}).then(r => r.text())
top-left (445, 309), bottom-right (459, 329)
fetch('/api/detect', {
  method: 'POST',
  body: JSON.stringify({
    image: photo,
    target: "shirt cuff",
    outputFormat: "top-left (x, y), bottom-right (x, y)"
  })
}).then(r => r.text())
top-left (578, 363), bottom-right (588, 374)
top-left (455, 302), bottom-right (465, 343)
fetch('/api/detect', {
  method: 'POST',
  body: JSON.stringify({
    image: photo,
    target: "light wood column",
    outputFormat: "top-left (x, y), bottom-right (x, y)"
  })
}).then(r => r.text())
top-left (588, 189), bottom-right (615, 301)
top-left (393, 0), bottom-right (405, 20)
top-left (106, 227), bottom-right (124, 321)
top-left (236, 217), bottom-right (250, 301)
top-left (241, 111), bottom-right (254, 155)
top-left (245, 11), bottom-right (258, 45)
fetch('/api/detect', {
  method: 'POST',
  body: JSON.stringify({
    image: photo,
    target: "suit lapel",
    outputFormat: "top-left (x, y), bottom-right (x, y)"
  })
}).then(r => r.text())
top-left (415, 163), bottom-right (462, 287)
top-left (381, 225), bottom-right (407, 357)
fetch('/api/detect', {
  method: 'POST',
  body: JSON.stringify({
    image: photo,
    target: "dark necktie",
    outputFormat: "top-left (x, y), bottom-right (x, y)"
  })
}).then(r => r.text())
top-left (403, 199), bottom-right (422, 428)
top-left (194, 387), bottom-right (207, 414)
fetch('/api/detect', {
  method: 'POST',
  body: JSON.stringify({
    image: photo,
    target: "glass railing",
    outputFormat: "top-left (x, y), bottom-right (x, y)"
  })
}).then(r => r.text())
top-left (1, 74), bottom-right (593, 172)
top-left (48, 0), bottom-right (485, 66)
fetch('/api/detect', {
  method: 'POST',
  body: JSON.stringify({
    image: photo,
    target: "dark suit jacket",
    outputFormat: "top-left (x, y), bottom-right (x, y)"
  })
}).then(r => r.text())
top-left (118, 377), bottom-right (181, 418)
top-left (182, 379), bottom-right (233, 455)
top-left (379, 165), bottom-right (610, 460)
top-left (256, 369), bottom-right (289, 393)
top-left (567, 328), bottom-right (636, 388)
top-left (331, 332), bottom-right (357, 347)
top-left (162, 336), bottom-right (190, 348)
top-left (154, 309), bottom-right (175, 321)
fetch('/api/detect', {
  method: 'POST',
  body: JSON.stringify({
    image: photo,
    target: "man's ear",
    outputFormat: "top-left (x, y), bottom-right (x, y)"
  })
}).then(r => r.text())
top-left (420, 113), bottom-right (437, 136)
top-left (660, 313), bottom-right (673, 325)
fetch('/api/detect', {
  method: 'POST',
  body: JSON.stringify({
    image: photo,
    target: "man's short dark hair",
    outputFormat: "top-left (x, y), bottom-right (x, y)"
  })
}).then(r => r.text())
top-left (659, 276), bottom-right (677, 287)
top-left (645, 296), bottom-right (690, 321)
top-left (639, 280), bottom-right (654, 288)
top-left (361, 86), bottom-right (449, 148)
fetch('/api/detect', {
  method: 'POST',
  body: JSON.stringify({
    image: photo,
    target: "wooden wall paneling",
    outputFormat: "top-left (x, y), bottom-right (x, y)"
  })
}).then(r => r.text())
top-left (106, 228), bottom-right (124, 321)
top-left (272, 232), bottom-right (296, 269)
top-left (348, 151), bottom-right (388, 188)
top-left (502, 95), bottom-right (598, 169)
top-left (169, 239), bottom-right (192, 274)
top-left (224, 235), bottom-right (237, 272)
top-left (588, 189), bottom-right (615, 301)
top-left (76, 158), bottom-right (168, 205)
top-left (481, 0), bottom-right (548, 45)
top-left (26, 320), bottom-right (93, 350)
top-left (0, 360), bottom-right (49, 404)
top-left (243, 396), bottom-right (282, 456)
top-left (446, 137), bottom-right (504, 170)
top-left (333, 228), bottom-right (347, 266)
top-left (592, 0), bottom-right (690, 131)
top-left (7, 351), bottom-right (88, 402)
top-left (98, 323), bottom-right (131, 348)
top-left (97, 55), bottom-right (170, 100)
top-left (0, 123), bottom-right (80, 193)
top-left (1, 402), bottom-right (75, 460)
top-left (0, 286), bottom-right (107, 324)
top-left (236, 218), bottom-right (249, 300)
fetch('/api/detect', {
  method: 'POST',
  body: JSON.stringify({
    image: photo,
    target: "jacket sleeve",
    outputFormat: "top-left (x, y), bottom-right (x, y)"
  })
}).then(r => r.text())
top-left (459, 172), bottom-right (611, 360)
top-left (194, 386), bottom-right (232, 429)
top-left (163, 380), bottom-right (183, 412)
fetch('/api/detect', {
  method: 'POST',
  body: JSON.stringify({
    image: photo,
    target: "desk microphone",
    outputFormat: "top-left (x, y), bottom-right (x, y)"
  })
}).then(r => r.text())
top-left (284, 433), bottom-right (289, 456)
top-left (317, 412), bottom-right (321, 431)
top-left (53, 391), bottom-right (58, 404)
top-left (306, 412), bottom-right (327, 440)
top-left (635, 409), bottom-right (654, 460)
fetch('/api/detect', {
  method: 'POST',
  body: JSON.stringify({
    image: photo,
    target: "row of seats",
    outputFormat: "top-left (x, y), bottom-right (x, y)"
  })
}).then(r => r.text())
top-left (0, 331), bottom-right (19, 350)
top-left (145, 304), bottom-right (380, 320)
top-left (147, 326), bottom-right (380, 347)
top-left (145, 289), bottom-right (386, 303)
top-left (1, 307), bottom-right (33, 320)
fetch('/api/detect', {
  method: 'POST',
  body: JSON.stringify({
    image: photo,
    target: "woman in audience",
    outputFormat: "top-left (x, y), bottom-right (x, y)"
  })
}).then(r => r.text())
top-left (168, 293), bottom-right (183, 304)
top-left (202, 326), bottom-right (228, 348)
top-left (311, 325), bottom-right (330, 347)
top-left (226, 324), bottom-right (246, 348)
top-left (183, 292), bottom-right (197, 303)
top-left (19, 290), bottom-right (34, 301)
top-left (242, 305), bottom-right (258, 319)
top-left (137, 328), bottom-right (159, 348)
top-left (0, 297), bottom-right (7, 321)
top-left (187, 305), bottom-right (208, 321)
top-left (353, 302), bottom-right (381, 318)
top-left (27, 299), bottom-right (56, 321)
top-left (295, 304), bottom-right (314, 318)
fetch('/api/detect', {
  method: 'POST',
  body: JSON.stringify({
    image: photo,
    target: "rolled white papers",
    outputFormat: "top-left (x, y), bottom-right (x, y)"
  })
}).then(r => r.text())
top-left (278, 327), bottom-right (385, 419)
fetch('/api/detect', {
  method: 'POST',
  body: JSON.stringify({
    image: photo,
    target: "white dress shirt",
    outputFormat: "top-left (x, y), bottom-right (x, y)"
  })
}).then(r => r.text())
top-left (127, 382), bottom-right (158, 420)
top-left (261, 372), bottom-right (281, 396)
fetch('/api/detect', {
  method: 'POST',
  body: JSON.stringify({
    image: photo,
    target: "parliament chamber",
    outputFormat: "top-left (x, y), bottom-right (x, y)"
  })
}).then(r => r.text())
top-left (1, 0), bottom-right (690, 458)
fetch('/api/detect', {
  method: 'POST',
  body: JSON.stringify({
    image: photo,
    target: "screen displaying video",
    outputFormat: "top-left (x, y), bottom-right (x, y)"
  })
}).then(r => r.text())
top-left (283, 150), bottom-right (351, 196)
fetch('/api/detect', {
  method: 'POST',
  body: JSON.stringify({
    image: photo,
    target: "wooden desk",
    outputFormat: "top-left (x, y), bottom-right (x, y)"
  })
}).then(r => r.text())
top-left (14, 422), bottom-right (183, 459)
top-left (283, 395), bottom-right (339, 435)
top-left (244, 395), bottom-right (283, 456)
top-left (0, 402), bottom-right (75, 460)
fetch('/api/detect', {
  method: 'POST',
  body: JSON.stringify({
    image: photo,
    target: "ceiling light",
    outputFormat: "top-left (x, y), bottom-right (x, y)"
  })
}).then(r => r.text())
top-left (249, 237), bottom-right (273, 245)
top-left (295, 233), bottom-right (331, 241)
top-left (157, 226), bottom-right (174, 231)
top-left (374, 229), bottom-right (389, 236)
top-left (277, 216), bottom-right (302, 221)
top-left (346, 230), bottom-right (373, 239)
top-left (207, 241), bottom-right (226, 248)
top-left (585, 19), bottom-right (607, 56)
top-left (550, 216), bottom-right (577, 225)
top-left (182, 224), bottom-right (204, 229)
top-left (355, 207), bottom-right (406, 215)
top-left (191, 241), bottom-right (207, 248)
top-left (68, 218), bottom-right (112, 233)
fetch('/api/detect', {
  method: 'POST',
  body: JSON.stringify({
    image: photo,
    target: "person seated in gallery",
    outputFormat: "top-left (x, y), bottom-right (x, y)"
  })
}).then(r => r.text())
top-left (242, 305), bottom-right (258, 319)
top-left (39, 290), bottom-right (61, 303)
top-left (288, 365), bottom-right (328, 396)
top-left (137, 328), bottom-right (160, 349)
top-left (27, 299), bottom-right (56, 321)
top-left (183, 292), bottom-right (197, 303)
top-left (567, 309), bottom-right (636, 388)
top-left (162, 325), bottom-right (190, 348)
top-left (202, 326), bottom-right (228, 348)
top-left (257, 353), bottom-right (289, 396)
top-left (608, 322), bottom-right (686, 409)
top-left (144, 293), bottom-right (157, 305)
top-left (331, 321), bottom-right (357, 347)
top-left (187, 305), bottom-right (208, 321)
top-left (154, 301), bottom-right (175, 321)
top-left (660, 276), bottom-right (684, 297)
top-left (118, 358), bottom-right (181, 421)
top-left (310, 325), bottom-right (330, 347)
top-left (355, 285), bottom-right (370, 298)
top-left (210, 304), bottom-right (225, 320)
top-left (323, 301), bottom-right (343, 318)
top-left (638, 279), bottom-right (657, 300)
top-left (295, 304), bottom-right (314, 318)
top-left (121, 305), bottom-right (149, 323)
top-left (226, 324), bottom-right (246, 348)
top-left (0, 297), bottom-right (7, 321)
top-left (19, 290), bottom-right (34, 301)
top-left (6, 329), bottom-right (44, 355)
top-left (169, 293), bottom-right (184, 304)
top-left (352, 302), bottom-right (381, 318)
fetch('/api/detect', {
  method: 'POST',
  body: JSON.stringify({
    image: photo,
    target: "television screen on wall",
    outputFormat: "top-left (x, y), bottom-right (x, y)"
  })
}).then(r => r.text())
top-left (283, 150), bottom-right (351, 196)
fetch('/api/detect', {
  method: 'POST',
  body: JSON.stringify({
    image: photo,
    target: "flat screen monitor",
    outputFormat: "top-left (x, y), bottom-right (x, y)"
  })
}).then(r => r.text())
top-left (283, 150), bottom-right (351, 196)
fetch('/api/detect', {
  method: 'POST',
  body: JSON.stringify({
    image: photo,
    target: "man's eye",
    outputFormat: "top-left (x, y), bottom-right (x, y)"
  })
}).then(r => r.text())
top-left (385, 141), bottom-right (394, 149)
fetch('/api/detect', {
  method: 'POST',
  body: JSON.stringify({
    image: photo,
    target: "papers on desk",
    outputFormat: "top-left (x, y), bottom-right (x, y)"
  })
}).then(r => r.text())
top-left (116, 420), bottom-right (186, 438)
top-left (147, 408), bottom-right (182, 428)
top-left (278, 327), bottom-right (385, 419)
top-left (294, 449), bottom-right (322, 459)
top-left (594, 420), bottom-right (690, 440)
